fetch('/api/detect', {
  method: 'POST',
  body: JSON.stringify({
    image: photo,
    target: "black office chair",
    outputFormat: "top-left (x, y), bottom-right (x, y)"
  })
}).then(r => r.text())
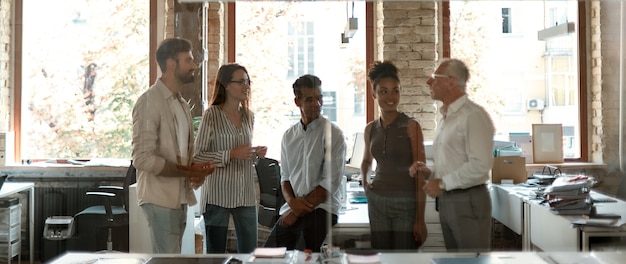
top-left (72, 162), bottom-right (136, 252)
top-left (255, 157), bottom-right (285, 228)
top-left (617, 175), bottom-right (626, 201)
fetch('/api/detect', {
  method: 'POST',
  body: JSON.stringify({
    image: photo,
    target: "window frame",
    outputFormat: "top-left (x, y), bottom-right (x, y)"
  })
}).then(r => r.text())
top-left (12, 0), bottom-right (158, 162)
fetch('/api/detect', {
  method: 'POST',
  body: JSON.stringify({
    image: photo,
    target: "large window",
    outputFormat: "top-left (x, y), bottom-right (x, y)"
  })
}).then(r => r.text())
top-left (449, 0), bottom-right (583, 160)
top-left (235, 1), bottom-right (367, 160)
top-left (19, 0), bottom-right (149, 160)
top-left (287, 21), bottom-right (315, 78)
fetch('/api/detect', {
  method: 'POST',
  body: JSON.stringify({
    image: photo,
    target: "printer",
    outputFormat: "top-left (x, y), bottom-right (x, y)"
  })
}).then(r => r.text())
top-left (43, 216), bottom-right (75, 240)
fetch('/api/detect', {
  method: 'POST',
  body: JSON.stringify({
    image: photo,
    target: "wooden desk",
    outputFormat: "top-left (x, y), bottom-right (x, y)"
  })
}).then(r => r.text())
top-left (0, 182), bottom-right (35, 264)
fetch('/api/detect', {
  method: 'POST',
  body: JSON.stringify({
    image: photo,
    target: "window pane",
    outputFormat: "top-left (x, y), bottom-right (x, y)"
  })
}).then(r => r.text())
top-left (21, 0), bottom-right (149, 159)
top-left (450, 0), bottom-right (580, 159)
top-left (236, 2), bottom-right (366, 160)
top-left (502, 8), bottom-right (512, 34)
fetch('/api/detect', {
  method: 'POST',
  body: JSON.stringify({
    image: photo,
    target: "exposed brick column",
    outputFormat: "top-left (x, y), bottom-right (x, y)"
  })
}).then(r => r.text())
top-left (594, 0), bottom-right (624, 194)
top-left (591, 1), bottom-right (606, 165)
top-left (0, 0), bottom-right (11, 131)
top-left (377, 1), bottom-right (438, 140)
top-left (205, 2), bottom-right (224, 110)
top-left (165, 0), bottom-right (175, 39)
top-left (168, 1), bottom-right (225, 116)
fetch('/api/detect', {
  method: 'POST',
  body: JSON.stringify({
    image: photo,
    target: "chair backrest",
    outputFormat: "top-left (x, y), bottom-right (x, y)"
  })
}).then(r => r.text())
top-left (255, 157), bottom-right (284, 209)
top-left (617, 175), bottom-right (626, 201)
top-left (123, 161), bottom-right (137, 211)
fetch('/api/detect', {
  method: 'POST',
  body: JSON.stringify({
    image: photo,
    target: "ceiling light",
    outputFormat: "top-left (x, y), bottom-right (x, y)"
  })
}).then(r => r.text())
top-left (344, 17), bottom-right (358, 38)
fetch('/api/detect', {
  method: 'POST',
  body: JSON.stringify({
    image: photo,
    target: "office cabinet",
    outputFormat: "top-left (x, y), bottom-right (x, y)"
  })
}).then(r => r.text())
top-left (0, 202), bottom-right (21, 264)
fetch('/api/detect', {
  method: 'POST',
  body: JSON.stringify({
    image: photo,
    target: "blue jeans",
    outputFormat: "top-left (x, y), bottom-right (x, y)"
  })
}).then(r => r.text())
top-left (140, 203), bottom-right (187, 254)
top-left (366, 190), bottom-right (419, 250)
top-left (264, 208), bottom-right (337, 252)
top-left (203, 204), bottom-right (258, 253)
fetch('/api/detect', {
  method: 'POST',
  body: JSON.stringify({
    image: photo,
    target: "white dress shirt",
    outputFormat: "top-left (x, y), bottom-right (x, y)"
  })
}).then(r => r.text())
top-left (279, 117), bottom-right (347, 215)
top-left (433, 95), bottom-right (495, 191)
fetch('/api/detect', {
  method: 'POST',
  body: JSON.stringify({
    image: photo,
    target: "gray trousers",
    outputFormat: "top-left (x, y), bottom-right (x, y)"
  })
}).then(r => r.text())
top-left (366, 189), bottom-right (419, 251)
top-left (438, 184), bottom-right (491, 252)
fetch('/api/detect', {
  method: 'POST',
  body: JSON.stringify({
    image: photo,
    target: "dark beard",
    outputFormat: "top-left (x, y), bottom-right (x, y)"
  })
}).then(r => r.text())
top-left (178, 71), bottom-right (195, 84)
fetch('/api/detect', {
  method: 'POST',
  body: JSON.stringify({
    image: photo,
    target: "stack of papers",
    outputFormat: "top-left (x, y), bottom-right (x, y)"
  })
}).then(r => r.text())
top-left (571, 218), bottom-right (626, 228)
top-left (543, 177), bottom-right (594, 215)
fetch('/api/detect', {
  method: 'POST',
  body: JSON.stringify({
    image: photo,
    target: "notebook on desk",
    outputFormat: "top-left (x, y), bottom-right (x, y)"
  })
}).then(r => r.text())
top-left (351, 191), bottom-right (366, 198)
top-left (348, 190), bottom-right (367, 203)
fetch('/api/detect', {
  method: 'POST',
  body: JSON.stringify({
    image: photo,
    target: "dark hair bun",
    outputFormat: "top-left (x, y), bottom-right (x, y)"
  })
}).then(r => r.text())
top-left (368, 60), bottom-right (398, 82)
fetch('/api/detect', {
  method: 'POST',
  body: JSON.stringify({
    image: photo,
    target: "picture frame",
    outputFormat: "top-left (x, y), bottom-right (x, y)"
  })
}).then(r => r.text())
top-left (532, 124), bottom-right (563, 163)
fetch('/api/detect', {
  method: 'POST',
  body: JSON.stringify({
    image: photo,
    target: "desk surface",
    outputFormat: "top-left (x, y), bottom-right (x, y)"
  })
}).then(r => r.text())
top-left (48, 251), bottom-right (626, 264)
top-left (0, 182), bottom-right (35, 197)
top-left (337, 203), bottom-right (369, 227)
top-left (336, 186), bottom-right (369, 227)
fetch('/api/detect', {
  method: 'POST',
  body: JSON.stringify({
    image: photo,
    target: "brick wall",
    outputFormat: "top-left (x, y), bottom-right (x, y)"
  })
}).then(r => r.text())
top-left (590, 1), bottom-right (603, 164)
top-left (206, 2), bottom-right (225, 106)
top-left (377, 1), bottom-right (439, 140)
top-left (0, 0), bottom-right (11, 132)
top-left (593, 1), bottom-right (624, 195)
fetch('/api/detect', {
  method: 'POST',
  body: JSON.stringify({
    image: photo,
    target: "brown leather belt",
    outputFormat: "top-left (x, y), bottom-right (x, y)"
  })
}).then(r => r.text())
top-left (445, 184), bottom-right (486, 194)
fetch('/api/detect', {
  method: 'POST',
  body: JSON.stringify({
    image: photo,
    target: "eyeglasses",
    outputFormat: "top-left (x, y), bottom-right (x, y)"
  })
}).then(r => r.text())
top-left (430, 73), bottom-right (453, 79)
top-left (230, 79), bottom-right (252, 86)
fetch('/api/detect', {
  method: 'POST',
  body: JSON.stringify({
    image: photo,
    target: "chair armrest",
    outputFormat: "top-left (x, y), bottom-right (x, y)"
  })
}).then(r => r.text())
top-left (98, 185), bottom-right (123, 191)
top-left (86, 191), bottom-right (116, 197)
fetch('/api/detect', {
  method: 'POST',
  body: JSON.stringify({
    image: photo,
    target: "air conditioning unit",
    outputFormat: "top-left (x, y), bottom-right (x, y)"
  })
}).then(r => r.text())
top-left (527, 98), bottom-right (545, 111)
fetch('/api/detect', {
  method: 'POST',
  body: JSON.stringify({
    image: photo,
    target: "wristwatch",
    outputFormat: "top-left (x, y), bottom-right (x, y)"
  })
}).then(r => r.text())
top-left (438, 180), bottom-right (446, 191)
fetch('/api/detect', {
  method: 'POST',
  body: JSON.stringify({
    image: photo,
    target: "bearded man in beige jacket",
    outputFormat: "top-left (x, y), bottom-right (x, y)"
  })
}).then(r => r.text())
top-left (132, 38), bottom-right (215, 254)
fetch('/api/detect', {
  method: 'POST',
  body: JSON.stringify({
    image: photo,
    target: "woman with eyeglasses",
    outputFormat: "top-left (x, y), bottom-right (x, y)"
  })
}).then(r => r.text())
top-left (360, 60), bottom-right (428, 250)
top-left (194, 63), bottom-right (267, 253)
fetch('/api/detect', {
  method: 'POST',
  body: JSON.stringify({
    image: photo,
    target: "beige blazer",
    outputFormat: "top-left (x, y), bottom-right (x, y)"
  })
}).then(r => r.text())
top-left (131, 79), bottom-right (197, 209)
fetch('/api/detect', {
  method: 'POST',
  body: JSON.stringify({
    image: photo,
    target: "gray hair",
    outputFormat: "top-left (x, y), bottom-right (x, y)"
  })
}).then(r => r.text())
top-left (440, 59), bottom-right (469, 91)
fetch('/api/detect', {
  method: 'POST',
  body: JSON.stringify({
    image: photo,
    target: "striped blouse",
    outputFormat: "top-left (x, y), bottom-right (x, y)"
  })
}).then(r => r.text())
top-left (193, 105), bottom-right (256, 210)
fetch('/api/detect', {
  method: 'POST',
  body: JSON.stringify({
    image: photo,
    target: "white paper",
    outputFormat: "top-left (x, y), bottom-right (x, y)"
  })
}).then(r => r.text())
top-left (252, 247), bottom-right (287, 258)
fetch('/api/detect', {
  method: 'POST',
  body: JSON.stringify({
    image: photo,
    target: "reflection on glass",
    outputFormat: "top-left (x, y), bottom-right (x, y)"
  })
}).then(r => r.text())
top-left (450, 0), bottom-right (580, 159)
top-left (236, 1), bottom-right (367, 161)
top-left (22, 0), bottom-right (149, 159)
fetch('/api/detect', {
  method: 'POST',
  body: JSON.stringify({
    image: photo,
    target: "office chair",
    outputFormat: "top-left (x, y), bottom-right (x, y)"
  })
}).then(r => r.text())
top-left (72, 162), bottom-right (136, 252)
top-left (617, 175), bottom-right (626, 201)
top-left (255, 157), bottom-right (285, 228)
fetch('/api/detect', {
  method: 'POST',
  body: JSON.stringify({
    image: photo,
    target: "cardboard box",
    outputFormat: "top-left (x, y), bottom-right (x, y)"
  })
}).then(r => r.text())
top-left (492, 156), bottom-right (527, 184)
